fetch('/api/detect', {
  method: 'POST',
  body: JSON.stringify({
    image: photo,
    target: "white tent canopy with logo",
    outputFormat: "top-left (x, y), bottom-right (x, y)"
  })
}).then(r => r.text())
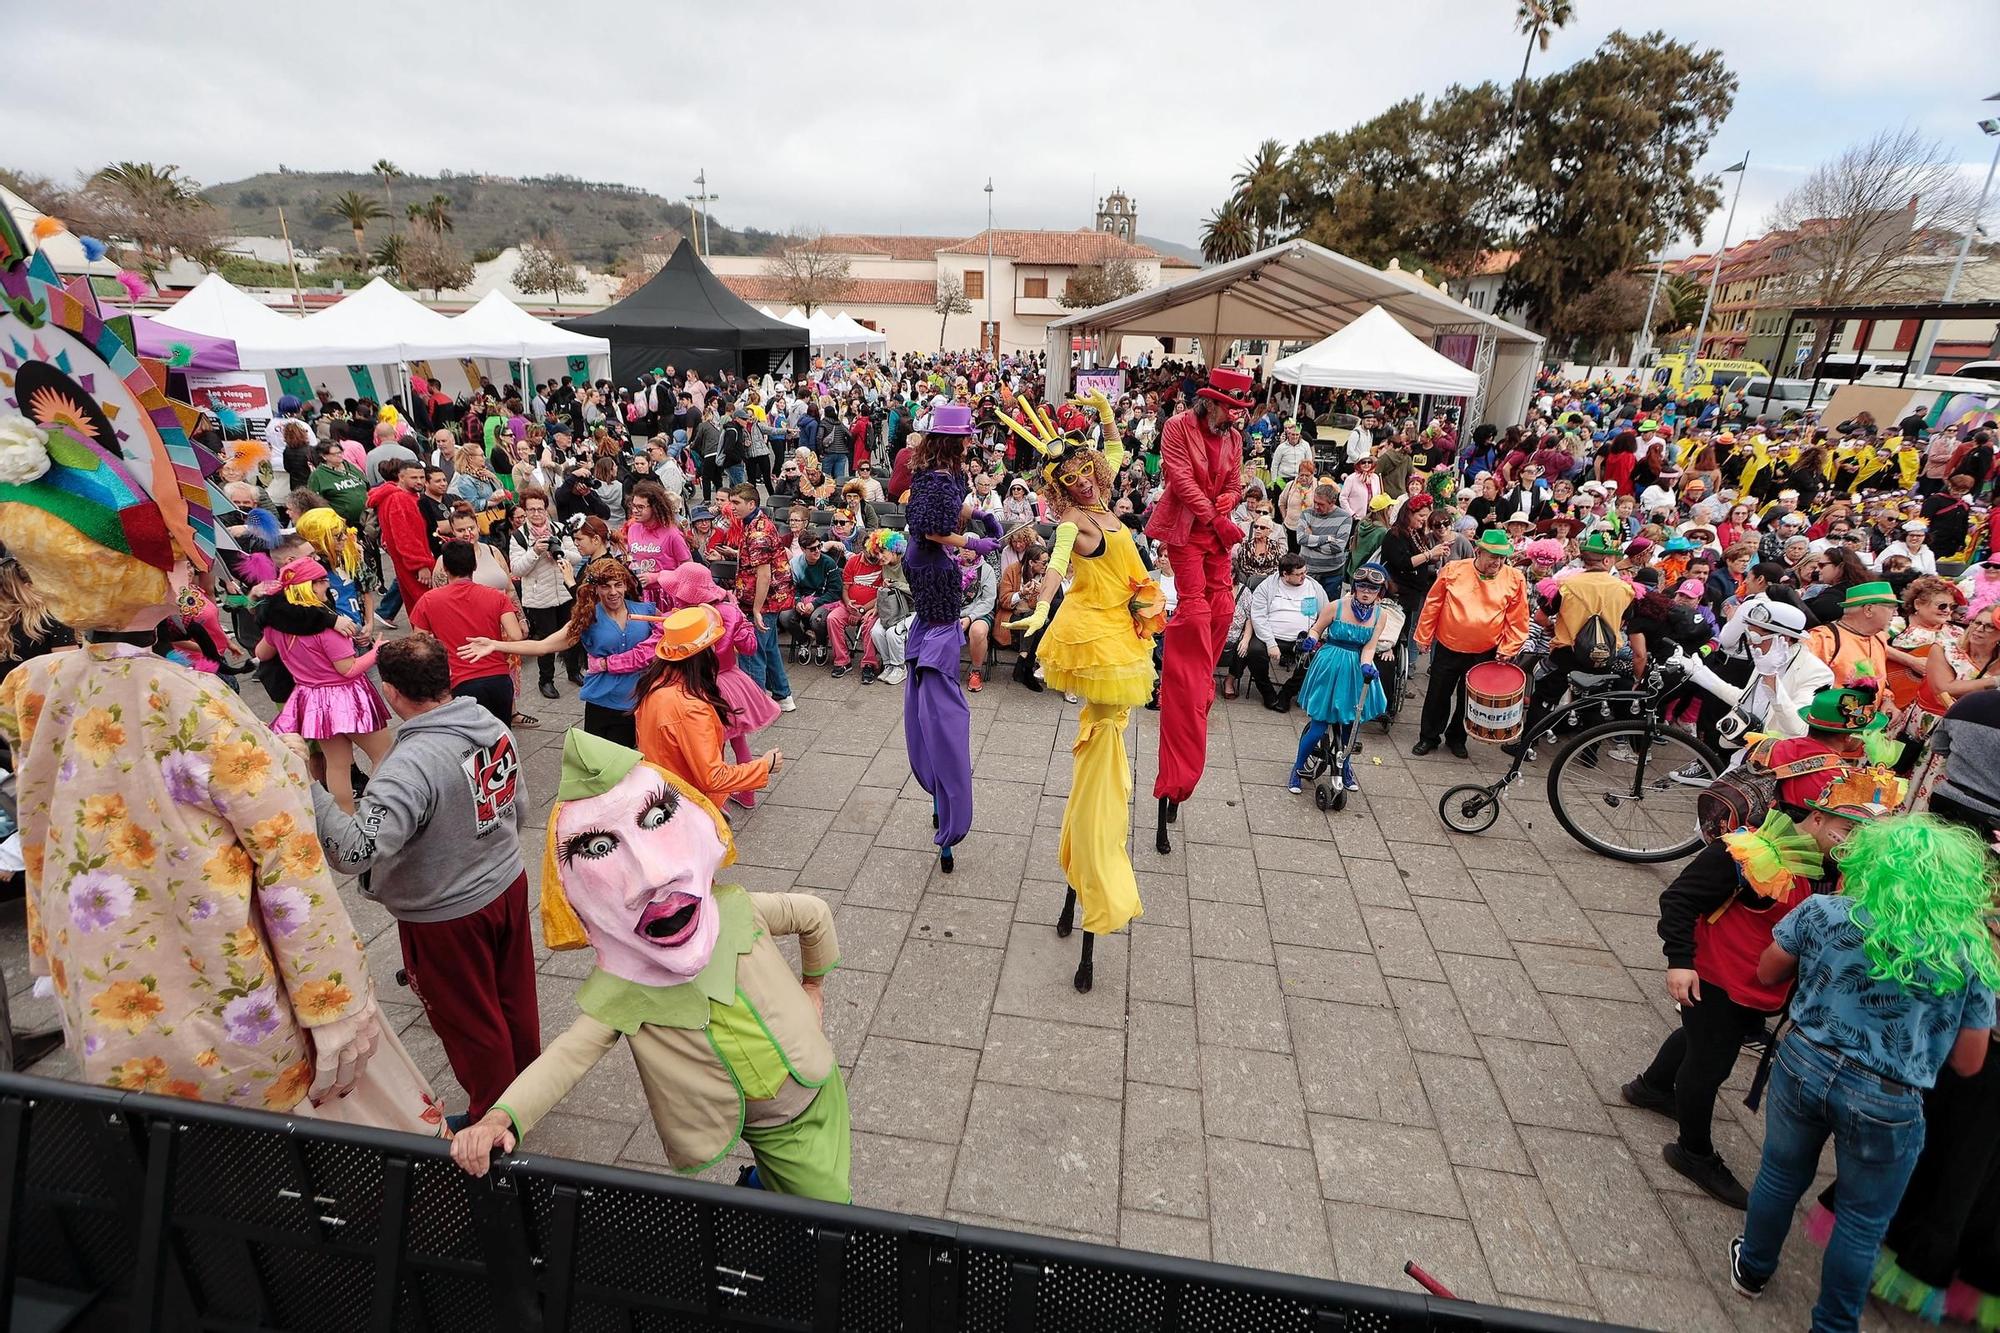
top-left (448, 291), bottom-right (613, 386)
top-left (1271, 306), bottom-right (1481, 397)
top-left (1045, 238), bottom-right (1542, 426)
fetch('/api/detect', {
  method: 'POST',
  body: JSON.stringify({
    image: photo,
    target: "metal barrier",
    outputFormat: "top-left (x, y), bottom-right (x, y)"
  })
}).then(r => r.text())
top-left (0, 1071), bottom-right (1621, 1332)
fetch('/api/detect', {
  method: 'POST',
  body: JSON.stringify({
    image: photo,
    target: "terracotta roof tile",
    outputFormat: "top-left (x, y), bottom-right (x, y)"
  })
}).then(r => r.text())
top-left (805, 234), bottom-right (965, 262)
top-left (938, 229), bottom-right (1165, 265)
top-left (717, 274), bottom-right (937, 306)
top-left (1470, 249), bottom-right (1520, 276)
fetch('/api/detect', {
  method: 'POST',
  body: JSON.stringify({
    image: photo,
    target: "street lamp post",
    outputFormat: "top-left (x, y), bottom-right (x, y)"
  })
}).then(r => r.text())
top-left (1911, 96), bottom-right (2000, 374)
top-left (685, 169), bottom-right (718, 257)
top-left (1635, 258), bottom-right (1667, 365)
top-left (984, 178), bottom-right (995, 357)
top-left (1684, 153), bottom-right (1748, 387)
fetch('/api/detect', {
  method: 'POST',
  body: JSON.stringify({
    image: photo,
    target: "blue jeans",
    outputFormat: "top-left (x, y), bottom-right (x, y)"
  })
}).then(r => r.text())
top-left (726, 464), bottom-right (747, 488)
top-left (377, 578), bottom-right (402, 623)
top-left (1738, 1034), bottom-right (1927, 1333)
top-left (825, 453), bottom-right (850, 481)
top-left (740, 614), bottom-right (793, 701)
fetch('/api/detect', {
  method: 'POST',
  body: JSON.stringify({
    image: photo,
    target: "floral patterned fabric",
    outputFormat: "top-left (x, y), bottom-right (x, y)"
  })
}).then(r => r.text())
top-left (0, 643), bottom-right (372, 1109)
top-left (733, 509), bottom-right (795, 616)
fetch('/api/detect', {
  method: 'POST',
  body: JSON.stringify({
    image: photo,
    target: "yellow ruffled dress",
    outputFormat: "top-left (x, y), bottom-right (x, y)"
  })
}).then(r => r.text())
top-left (1038, 515), bottom-right (1157, 936)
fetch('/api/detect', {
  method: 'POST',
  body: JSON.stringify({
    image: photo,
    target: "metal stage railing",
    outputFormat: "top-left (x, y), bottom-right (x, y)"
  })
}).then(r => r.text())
top-left (0, 1071), bottom-right (1622, 1332)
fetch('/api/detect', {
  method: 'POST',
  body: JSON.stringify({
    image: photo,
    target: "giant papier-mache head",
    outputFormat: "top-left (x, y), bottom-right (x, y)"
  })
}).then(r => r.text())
top-left (540, 730), bottom-right (739, 987)
top-left (0, 209), bottom-right (236, 629)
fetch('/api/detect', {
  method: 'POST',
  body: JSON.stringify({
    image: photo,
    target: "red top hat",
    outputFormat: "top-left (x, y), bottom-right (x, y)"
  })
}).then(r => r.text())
top-left (1197, 367), bottom-right (1256, 411)
top-left (1533, 515), bottom-right (1580, 537)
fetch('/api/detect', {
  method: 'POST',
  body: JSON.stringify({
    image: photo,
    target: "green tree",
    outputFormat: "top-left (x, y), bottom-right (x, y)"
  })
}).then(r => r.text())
top-left (1200, 198), bottom-right (1255, 264)
top-left (512, 234), bottom-right (588, 305)
top-left (1231, 138), bottom-right (1291, 249)
top-left (1660, 272), bottom-right (1705, 331)
top-left (1553, 270), bottom-right (1649, 360)
top-left (372, 158), bottom-right (403, 213)
top-left (73, 161), bottom-right (221, 277)
top-left (327, 190), bottom-right (386, 258)
top-left (1060, 257), bottom-right (1146, 309)
top-left (400, 224), bottom-right (472, 296)
top-left (370, 232), bottom-right (407, 278)
top-left (1500, 31), bottom-right (1735, 327)
top-left (1511, 0), bottom-right (1576, 128)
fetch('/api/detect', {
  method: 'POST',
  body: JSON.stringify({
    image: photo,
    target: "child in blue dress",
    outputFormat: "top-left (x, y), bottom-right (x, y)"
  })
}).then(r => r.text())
top-left (1289, 563), bottom-right (1391, 795)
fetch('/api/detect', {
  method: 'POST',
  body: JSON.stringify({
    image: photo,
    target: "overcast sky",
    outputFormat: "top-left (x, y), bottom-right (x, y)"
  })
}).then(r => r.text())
top-left (12, 0), bottom-right (1999, 258)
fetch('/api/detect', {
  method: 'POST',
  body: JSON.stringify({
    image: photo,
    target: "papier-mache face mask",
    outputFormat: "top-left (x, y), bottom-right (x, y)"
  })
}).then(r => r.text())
top-left (0, 208), bottom-right (236, 629)
top-left (541, 730), bottom-right (736, 987)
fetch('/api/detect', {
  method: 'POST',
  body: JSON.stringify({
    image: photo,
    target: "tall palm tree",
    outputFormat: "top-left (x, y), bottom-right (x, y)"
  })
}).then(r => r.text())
top-left (1200, 199), bottom-right (1255, 264)
top-left (1231, 139), bottom-right (1291, 249)
top-left (329, 191), bottom-right (386, 258)
top-left (371, 159), bottom-right (403, 213)
top-left (1511, 0), bottom-right (1575, 120)
top-left (91, 161), bottom-right (197, 209)
top-left (417, 194), bottom-right (454, 235)
top-left (88, 162), bottom-right (203, 271)
top-left (1661, 273), bottom-right (1706, 330)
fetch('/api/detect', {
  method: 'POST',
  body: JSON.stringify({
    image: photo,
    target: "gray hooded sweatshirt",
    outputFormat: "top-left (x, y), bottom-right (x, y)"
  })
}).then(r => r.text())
top-left (311, 696), bottom-right (527, 923)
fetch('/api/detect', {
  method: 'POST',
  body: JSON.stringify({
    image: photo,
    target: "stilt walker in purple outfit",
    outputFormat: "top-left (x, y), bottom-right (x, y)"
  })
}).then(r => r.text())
top-left (900, 404), bottom-right (1000, 871)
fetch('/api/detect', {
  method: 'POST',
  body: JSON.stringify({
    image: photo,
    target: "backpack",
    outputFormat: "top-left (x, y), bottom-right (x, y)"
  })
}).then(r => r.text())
top-left (1571, 613), bottom-right (1618, 670)
top-left (1696, 737), bottom-right (1850, 843)
top-left (720, 423), bottom-right (746, 466)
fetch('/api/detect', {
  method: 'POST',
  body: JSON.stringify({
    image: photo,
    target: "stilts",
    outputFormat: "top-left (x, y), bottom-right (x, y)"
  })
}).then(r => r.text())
top-left (1054, 887), bottom-right (1096, 992)
top-left (1154, 795), bottom-right (1177, 855)
top-left (934, 795), bottom-right (953, 873)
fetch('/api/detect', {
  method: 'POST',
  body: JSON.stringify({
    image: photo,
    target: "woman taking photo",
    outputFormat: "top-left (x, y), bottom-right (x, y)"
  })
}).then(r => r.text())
top-left (459, 558), bottom-right (660, 747)
top-left (633, 605), bottom-right (783, 813)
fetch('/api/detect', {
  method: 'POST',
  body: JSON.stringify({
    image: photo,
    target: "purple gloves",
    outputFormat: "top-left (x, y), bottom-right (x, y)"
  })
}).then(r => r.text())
top-left (977, 510), bottom-right (1003, 540)
top-left (965, 536), bottom-right (1000, 558)
top-left (1362, 663), bottom-right (1379, 681)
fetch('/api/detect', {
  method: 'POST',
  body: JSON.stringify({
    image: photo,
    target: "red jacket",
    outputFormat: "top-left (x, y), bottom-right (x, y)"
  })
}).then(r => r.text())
top-left (369, 482), bottom-right (435, 608)
top-left (1144, 409), bottom-right (1243, 549)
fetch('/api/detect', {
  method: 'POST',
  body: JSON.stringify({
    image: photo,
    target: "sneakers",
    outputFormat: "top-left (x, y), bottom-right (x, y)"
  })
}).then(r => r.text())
top-left (1344, 776), bottom-right (1362, 792)
top-left (861, 665), bottom-right (880, 685)
top-left (1727, 1235), bottom-right (1768, 1299)
top-left (879, 665), bottom-right (907, 685)
top-left (777, 695), bottom-right (797, 713)
top-left (967, 670), bottom-right (983, 693)
top-left (1288, 775), bottom-right (1304, 795)
top-left (794, 643), bottom-right (811, 664)
top-left (1666, 1143), bottom-right (1749, 1210)
top-left (814, 644), bottom-right (830, 665)
top-left (1669, 761), bottom-right (1713, 788)
top-left (1608, 740), bottom-right (1639, 764)
top-left (1619, 1077), bottom-right (1674, 1117)
top-left (830, 664), bottom-right (851, 679)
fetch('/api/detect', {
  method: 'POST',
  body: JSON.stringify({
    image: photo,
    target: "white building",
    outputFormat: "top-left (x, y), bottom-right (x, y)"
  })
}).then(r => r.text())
top-left (694, 228), bottom-right (1198, 357)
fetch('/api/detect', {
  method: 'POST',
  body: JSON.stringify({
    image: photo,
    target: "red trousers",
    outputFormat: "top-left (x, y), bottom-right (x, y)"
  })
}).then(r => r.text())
top-left (397, 872), bottom-right (541, 1120)
top-left (1154, 538), bottom-right (1234, 802)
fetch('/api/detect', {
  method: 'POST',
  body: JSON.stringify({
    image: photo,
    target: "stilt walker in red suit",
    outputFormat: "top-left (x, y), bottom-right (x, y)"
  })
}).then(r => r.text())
top-left (1146, 367), bottom-right (1252, 854)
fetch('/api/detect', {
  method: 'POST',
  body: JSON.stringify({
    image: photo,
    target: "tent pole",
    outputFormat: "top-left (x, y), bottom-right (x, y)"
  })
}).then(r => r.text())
top-left (1292, 380), bottom-right (1302, 415)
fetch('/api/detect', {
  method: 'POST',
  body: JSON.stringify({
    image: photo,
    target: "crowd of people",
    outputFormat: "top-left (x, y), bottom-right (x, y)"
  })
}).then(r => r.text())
top-left (6, 223), bottom-right (2000, 1333)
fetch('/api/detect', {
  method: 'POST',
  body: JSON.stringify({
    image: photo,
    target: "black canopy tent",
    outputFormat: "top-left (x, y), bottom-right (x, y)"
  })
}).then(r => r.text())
top-left (558, 239), bottom-right (808, 384)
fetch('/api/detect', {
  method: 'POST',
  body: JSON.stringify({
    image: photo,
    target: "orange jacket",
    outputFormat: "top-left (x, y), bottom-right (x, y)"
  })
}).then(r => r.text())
top-left (1416, 558), bottom-right (1530, 657)
top-left (635, 681), bottom-right (773, 810)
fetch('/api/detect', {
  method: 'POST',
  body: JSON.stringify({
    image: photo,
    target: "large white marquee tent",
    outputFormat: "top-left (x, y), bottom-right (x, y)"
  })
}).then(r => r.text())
top-left (1046, 239), bottom-right (1542, 426)
top-left (1271, 306), bottom-right (1481, 397)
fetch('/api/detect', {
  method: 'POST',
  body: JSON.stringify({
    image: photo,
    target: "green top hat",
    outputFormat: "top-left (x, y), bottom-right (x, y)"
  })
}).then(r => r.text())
top-left (1578, 529), bottom-right (1620, 557)
top-left (1799, 682), bottom-right (1879, 734)
top-left (559, 728), bottom-right (644, 802)
top-left (1476, 530), bottom-right (1515, 558)
top-left (1841, 581), bottom-right (1897, 609)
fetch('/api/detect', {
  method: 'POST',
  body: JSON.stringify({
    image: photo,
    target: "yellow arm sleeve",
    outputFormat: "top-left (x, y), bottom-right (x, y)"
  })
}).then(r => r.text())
top-left (1047, 520), bottom-right (1078, 583)
top-left (1086, 392), bottom-right (1125, 473)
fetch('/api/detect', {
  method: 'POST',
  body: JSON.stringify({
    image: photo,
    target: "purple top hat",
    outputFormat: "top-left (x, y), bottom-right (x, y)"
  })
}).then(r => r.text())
top-left (927, 403), bottom-right (975, 435)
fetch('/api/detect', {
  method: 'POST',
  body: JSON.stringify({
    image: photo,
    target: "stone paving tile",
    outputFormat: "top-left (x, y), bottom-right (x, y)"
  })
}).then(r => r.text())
top-left (1414, 1053), bottom-right (1531, 1174)
top-left (1360, 904), bottom-right (1447, 982)
top-left (1262, 871), bottom-right (1367, 952)
top-left (1126, 1000), bottom-right (1199, 1089)
top-left (1328, 1203), bottom-right (1499, 1304)
top-left (1184, 842), bottom-right (1262, 904)
top-left (1471, 869), bottom-right (1606, 949)
top-left (1309, 1114), bottom-right (1465, 1220)
top-left (1579, 1266), bottom-right (1735, 1333)
top-left (845, 846), bottom-right (938, 910)
top-left (1479, 1036), bottom-right (1616, 1135)
top-left (925, 830), bottom-right (1031, 901)
top-left (1132, 870), bottom-right (1190, 928)
top-left (1252, 834), bottom-right (1339, 875)
top-left (873, 939), bottom-right (1004, 1048)
top-left (1189, 899), bottom-right (1274, 964)
top-left (1192, 958), bottom-right (1291, 1052)
top-left (1513, 942), bottom-right (1645, 1002)
top-left (1207, 1140), bottom-right (1337, 1279)
top-left (1176, 795), bottom-right (1252, 848)
top-left (831, 783), bottom-right (901, 835)
top-left (831, 904), bottom-right (910, 973)
top-left (1587, 908), bottom-right (1670, 972)
top-left (1290, 997), bottom-right (1431, 1126)
top-left (1440, 953), bottom-right (1564, 1043)
top-left (1119, 1211), bottom-right (1211, 1261)
top-left (1275, 943), bottom-right (1391, 1007)
top-left (795, 830), bottom-right (876, 891)
top-left (1456, 1166), bottom-right (1594, 1306)
top-left (978, 1015), bottom-right (1126, 1100)
top-left (1328, 813), bottom-right (1393, 862)
top-left (993, 921), bottom-right (1130, 1028)
top-left (1129, 923), bottom-right (1193, 1005)
top-left (907, 893), bottom-right (1015, 948)
top-left (948, 1082), bottom-right (1122, 1236)
top-left (847, 1037), bottom-right (980, 1144)
top-left (1123, 1084), bottom-right (1208, 1218)
top-left (1198, 1046), bottom-right (1310, 1148)
top-left (1412, 898), bottom-right (1515, 959)
top-left (1518, 1126), bottom-right (1696, 1277)
top-left (1384, 842), bottom-right (1483, 901)
top-left (1542, 993), bottom-right (1675, 1108)
top-left (1387, 978), bottom-right (1482, 1057)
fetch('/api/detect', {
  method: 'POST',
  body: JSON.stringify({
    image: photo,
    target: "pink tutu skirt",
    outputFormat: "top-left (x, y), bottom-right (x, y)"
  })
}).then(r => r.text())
top-left (716, 664), bottom-right (779, 740)
top-left (273, 678), bottom-right (391, 740)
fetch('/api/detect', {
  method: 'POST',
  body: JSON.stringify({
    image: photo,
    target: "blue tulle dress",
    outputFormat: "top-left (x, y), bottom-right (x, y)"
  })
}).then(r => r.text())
top-left (1297, 612), bottom-right (1388, 725)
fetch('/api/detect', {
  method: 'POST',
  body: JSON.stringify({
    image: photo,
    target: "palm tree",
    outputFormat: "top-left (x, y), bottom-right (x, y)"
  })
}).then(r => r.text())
top-left (371, 232), bottom-right (406, 278)
top-left (1511, 0), bottom-right (1575, 121)
top-left (371, 159), bottom-right (403, 213)
top-left (91, 161), bottom-right (197, 210)
top-left (414, 194), bottom-right (454, 235)
top-left (1660, 273), bottom-right (1706, 330)
top-left (329, 191), bottom-right (386, 258)
top-left (1200, 199), bottom-right (1255, 264)
top-left (1231, 139), bottom-right (1290, 249)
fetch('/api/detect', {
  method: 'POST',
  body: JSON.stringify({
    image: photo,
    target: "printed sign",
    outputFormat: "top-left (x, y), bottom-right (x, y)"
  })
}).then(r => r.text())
top-left (567, 355), bottom-right (591, 387)
top-left (1075, 369), bottom-right (1125, 399)
top-left (347, 365), bottom-right (379, 401)
top-left (184, 372), bottom-right (270, 417)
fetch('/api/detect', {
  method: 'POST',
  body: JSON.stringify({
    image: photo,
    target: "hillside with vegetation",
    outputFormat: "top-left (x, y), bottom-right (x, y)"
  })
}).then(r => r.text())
top-left (201, 168), bottom-right (780, 267)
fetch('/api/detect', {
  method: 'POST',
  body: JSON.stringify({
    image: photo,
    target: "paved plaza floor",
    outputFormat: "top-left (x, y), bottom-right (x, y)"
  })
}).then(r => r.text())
top-left (3, 659), bottom-right (1939, 1332)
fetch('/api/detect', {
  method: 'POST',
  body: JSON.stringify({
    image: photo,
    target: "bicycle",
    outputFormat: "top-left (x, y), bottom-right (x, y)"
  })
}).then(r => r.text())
top-left (1434, 659), bottom-right (1722, 863)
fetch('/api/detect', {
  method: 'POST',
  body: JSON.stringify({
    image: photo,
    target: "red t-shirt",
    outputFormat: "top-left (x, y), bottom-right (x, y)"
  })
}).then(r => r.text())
top-left (842, 554), bottom-right (882, 608)
top-left (410, 581), bottom-right (516, 685)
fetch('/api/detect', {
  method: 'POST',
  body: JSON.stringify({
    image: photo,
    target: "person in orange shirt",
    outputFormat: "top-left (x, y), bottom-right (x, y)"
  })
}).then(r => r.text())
top-left (1803, 581), bottom-right (1898, 712)
top-left (634, 606), bottom-right (785, 813)
top-left (1412, 530), bottom-right (1531, 758)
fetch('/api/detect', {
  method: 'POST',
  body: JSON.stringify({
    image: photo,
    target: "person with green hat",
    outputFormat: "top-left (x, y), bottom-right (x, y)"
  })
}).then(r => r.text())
top-left (306, 630), bottom-right (540, 1131)
top-left (1507, 527), bottom-right (1636, 754)
top-left (1804, 582), bottom-right (1901, 715)
top-left (1412, 529), bottom-right (1531, 757)
top-left (449, 728), bottom-right (850, 1201)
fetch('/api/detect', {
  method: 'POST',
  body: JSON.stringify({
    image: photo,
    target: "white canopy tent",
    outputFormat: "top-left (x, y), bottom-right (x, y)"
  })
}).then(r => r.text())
top-left (1046, 238), bottom-right (1542, 427)
top-left (828, 312), bottom-right (888, 356)
top-left (448, 291), bottom-right (612, 387)
top-left (155, 274), bottom-right (383, 370)
top-left (1271, 306), bottom-right (1480, 398)
top-left (298, 277), bottom-right (515, 361)
top-left (779, 307), bottom-right (811, 329)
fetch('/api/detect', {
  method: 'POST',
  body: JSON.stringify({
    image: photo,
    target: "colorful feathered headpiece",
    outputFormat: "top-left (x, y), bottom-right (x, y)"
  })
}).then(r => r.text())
top-left (0, 208), bottom-right (236, 628)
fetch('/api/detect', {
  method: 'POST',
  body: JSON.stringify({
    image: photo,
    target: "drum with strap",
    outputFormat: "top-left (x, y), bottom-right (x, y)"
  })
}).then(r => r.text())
top-left (1464, 661), bottom-right (1527, 743)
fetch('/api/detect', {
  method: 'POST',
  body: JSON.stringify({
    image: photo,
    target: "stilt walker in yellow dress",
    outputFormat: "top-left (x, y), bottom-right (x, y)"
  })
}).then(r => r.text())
top-left (1001, 394), bottom-right (1163, 991)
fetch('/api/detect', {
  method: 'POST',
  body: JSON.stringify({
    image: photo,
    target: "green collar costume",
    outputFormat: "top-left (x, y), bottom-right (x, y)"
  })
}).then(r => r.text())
top-left (575, 886), bottom-right (760, 1033)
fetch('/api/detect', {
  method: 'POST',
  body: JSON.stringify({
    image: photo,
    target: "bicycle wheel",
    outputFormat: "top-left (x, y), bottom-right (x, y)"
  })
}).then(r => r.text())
top-left (1546, 718), bottom-right (1719, 862)
top-left (1438, 783), bottom-right (1501, 835)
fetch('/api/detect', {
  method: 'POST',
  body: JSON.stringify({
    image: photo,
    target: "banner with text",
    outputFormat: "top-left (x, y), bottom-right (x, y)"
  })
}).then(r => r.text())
top-left (184, 372), bottom-right (271, 418)
top-left (1074, 369), bottom-right (1125, 399)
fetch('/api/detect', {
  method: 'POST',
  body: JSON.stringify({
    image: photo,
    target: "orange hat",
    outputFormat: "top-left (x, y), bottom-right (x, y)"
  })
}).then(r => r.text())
top-left (654, 604), bottom-right (724, 660)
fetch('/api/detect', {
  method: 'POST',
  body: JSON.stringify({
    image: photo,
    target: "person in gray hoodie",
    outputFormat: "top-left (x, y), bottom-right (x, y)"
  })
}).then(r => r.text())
top-left (305, 632), bottom-right (539, 1127)
top-left (1293, 482), bottom-right (1353, 596)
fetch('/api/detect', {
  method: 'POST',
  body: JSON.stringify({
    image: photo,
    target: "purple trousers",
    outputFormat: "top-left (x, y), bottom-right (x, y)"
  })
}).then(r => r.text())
top-left (904, 618), bottom-right (973, 849)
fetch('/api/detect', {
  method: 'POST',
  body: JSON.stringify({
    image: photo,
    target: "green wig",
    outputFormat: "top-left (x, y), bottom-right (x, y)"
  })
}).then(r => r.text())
top-left (1837, 814), bottom-right (2000, 997)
